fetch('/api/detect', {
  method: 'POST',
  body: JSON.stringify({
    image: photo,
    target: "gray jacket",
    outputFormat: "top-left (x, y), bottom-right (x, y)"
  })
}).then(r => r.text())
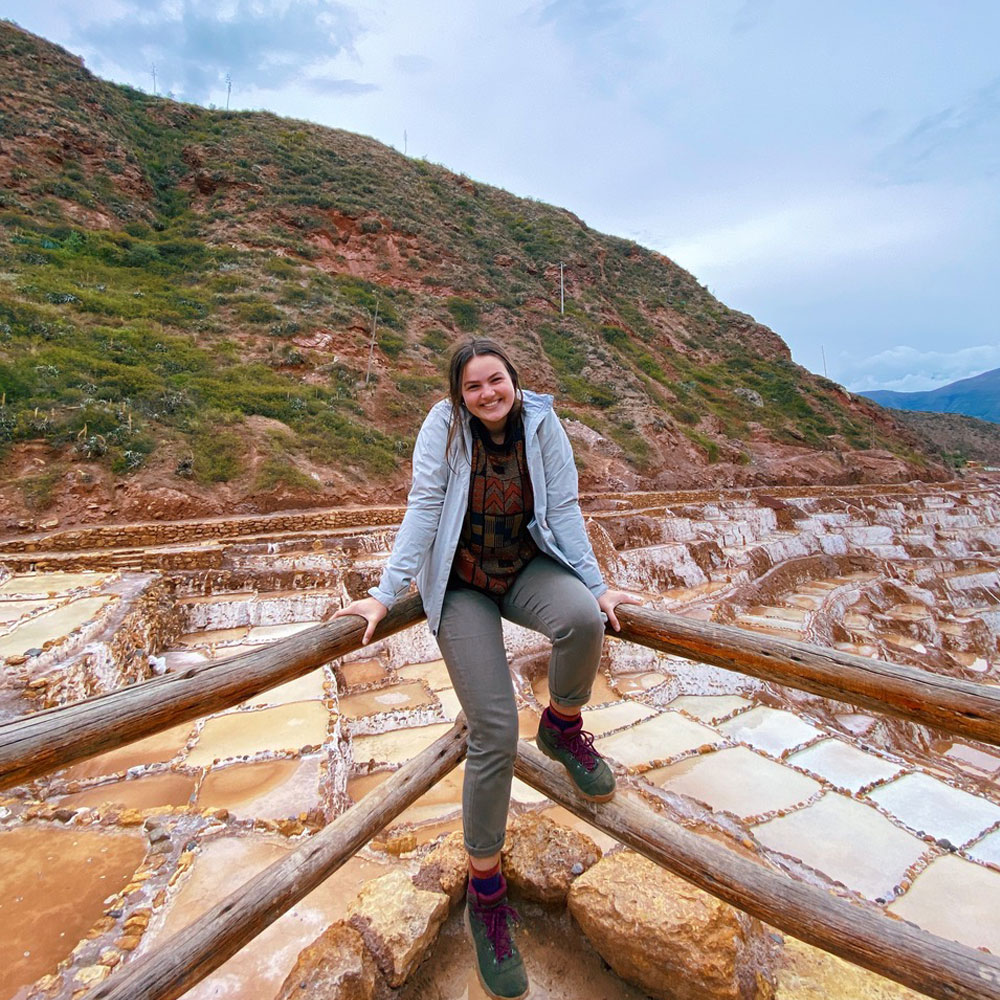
top-left (369, 389), bottom-right (607, 636)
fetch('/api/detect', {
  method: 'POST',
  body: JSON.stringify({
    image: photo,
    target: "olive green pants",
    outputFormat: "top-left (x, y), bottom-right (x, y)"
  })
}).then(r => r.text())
top-left (436, 555), bottom-right (605, 858)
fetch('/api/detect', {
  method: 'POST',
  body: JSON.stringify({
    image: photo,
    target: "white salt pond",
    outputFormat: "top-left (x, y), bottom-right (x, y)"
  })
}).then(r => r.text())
top-left (753, 793), bottom-right (926, 901)
top-left (185, 702), bottom-right (331, 767)
top-left (0, 599), bottom-right (53, 624)
top-left (594, 710), bottom-right (721, 769)
top-left (786, 739), bottom-right (903, 793)
top-left (0, 596), bottom-right (114, 659)
top-left (667, 694), bottom-right (753, 723)
top-left (888, 854), bottom-right (1000, 955)
top-left (0, 571), bottom-right (111, 596)
top-left (646, 746), bottom-right (821, 819)
top-left (718, 706), bottom-right (824, 758)
top-left (866, 771), bottom-right (1000, 845)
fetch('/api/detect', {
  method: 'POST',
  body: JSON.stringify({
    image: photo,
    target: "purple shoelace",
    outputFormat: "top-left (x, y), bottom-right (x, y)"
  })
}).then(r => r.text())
top-left (477, 899), bottom-right (520, 961)
top-left (553, 724), bottom-right (601, 771)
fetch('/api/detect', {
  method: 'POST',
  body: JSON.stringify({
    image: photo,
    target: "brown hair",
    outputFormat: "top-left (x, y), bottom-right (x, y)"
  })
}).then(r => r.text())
top-left (445, 338), bottom-right (523, 461)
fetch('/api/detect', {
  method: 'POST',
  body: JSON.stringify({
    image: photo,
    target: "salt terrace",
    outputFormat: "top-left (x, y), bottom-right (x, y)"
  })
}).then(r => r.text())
top-left (1, 482), bottom-right (999, 1000)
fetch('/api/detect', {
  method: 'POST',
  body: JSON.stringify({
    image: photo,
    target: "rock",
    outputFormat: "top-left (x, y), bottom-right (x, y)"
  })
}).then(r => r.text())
top-left (276, 921), bottom-right (376, 1000)
top-left (371, 830), bottom-right (417, 856)
top-left (347, 869), bottom-right (449, 987)
top-left (567, 851), bottom-right (775, 1000)
top-left (98, 948), bottom-right (121, 968)
top-left (502, 812), bottom-right (601, 906)
top-left (774, 935), bottom-right (924, 999)
top-left (124, 908), bottom-right (151, 931)
top-left (735, 387), bottom-right (765, 408)
top-left (74, 964), bottom-right (111, 986)
top-left (413, 831), bottom-right (468, 906)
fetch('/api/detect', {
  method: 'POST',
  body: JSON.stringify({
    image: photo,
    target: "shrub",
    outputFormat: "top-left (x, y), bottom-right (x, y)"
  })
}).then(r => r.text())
top-left (191, 426), bottom-right (245, 483)
top-left (421, 328), bottom-right (450, 353)
top-left (235, 300), bottom-right (282, 324)
top-left (18, 468), bottom-right (62, 510)
top-left (446, 297), bottom-right (479, 331)
top-left (255, 457), bottom-right (321, 492)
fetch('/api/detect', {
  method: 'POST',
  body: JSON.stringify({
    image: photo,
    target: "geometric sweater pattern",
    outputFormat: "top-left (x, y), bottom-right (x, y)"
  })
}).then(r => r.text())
top-left (451, 415), bottom-right (539, 595)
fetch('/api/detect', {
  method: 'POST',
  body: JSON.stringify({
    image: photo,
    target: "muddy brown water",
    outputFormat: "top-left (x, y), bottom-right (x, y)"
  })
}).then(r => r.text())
top-left (0, 826), bottom-right (147, 998)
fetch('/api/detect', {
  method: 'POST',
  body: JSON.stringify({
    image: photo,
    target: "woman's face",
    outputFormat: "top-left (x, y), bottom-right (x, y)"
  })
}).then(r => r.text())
top-left (460, 353), bottom-right (515, 433)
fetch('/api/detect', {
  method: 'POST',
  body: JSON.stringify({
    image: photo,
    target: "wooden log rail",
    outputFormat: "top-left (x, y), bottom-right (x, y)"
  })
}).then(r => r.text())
top-left (0, 594), bottom-right (426, 792)
top-left (514, 741), bottom-right (1000, 1000)
top-left (4, 598), bottom-right (1000, 793)
top-left (93, 719), bottom-right (468, 1000)
top-left (614, 605), bottom-right (1000, 747)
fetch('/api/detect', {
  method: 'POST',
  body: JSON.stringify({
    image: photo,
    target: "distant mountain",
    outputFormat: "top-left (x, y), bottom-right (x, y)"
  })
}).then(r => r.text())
top-left (860, 368), bottom-right (1000, 423)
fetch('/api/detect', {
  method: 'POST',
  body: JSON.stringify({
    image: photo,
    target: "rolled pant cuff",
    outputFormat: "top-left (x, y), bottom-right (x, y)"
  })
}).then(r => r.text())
top-left (465, 835), bottom-right (506, 859)
top-left (548, 692), bottom-right (591, 710)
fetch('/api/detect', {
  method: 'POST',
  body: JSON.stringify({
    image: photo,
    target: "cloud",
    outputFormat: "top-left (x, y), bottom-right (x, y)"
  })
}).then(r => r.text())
top-left (393, 53), bottom-right (432, 75)
top-left (873, 74), bottom-right (1000, 184)
top-left (301, 75), bottom-right (378, 96)
top-left (73, 0), bottom-right (369, 103)
top-left (732, 0), bottom-right (772, 35)
top-left (659, 188), bottom-right (943, 292)
top-left (834, 344), bottom-right (1000, 393)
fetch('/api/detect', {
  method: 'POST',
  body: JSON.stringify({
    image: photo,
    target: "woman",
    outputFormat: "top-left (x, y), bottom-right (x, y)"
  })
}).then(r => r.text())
top-left (336, 337), bottom-right (641, 999)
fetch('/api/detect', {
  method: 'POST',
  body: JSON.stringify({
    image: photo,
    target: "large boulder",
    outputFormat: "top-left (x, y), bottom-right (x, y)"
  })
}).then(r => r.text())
top-left (774, 935), bottom-right (925, 999)
top-left (275, 921), bottom-right (375, 1000)
top-left (413, 830), bottom-right (468, 907)
top-left (568, 851), bottom-right (775, 1000)
top-left (502, 812), bottom-right (602, 905)
top-left (346, 869), bottom-right (449, 987)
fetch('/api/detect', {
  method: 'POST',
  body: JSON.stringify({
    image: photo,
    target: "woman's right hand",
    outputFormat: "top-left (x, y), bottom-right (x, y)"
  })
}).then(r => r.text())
top-left (331, 596), bottom-right (388, 645)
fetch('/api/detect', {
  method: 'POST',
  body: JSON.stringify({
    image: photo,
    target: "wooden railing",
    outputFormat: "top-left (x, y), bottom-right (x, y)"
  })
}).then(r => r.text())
top-left (4, 601), bottom-right (999, 793)
top-left (5, 601), bottom-right (1000, 999)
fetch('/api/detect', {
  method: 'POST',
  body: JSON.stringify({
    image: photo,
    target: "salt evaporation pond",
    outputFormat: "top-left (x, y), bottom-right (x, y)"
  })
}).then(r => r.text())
top-left (2, 481), bottom-right (1000, 998)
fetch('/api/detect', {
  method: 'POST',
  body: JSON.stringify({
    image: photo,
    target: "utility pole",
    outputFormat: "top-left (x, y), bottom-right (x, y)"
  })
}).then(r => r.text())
top-left (225, 73), bottom-right (232, 110)
top-left (559, 262), bottom-right (564, 314)
top-left (151, 63), bottom-right (157, 96)
top-left (364, 297), bottom-right (380, 387)
top-left (821, 345), bottom-right (828, 378)
top-left (404, 130), bottom-right (408, 155)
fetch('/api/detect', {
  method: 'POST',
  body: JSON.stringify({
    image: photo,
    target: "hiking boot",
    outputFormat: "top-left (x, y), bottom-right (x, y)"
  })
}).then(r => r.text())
top-left (536, 711), bottom-right (616, 802)
top-left (465, 876), bottom-right (529, 1000)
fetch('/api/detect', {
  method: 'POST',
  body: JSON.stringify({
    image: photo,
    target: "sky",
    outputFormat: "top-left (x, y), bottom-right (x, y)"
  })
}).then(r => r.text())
top-left (5, 0), bottom-right (1000, 392)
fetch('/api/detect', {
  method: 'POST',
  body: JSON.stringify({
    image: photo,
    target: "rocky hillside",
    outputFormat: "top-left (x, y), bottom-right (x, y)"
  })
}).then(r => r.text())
top-left (893, 409), bottom-right (1000, 467)
top-left (0, 21), bottom-right (945, 532)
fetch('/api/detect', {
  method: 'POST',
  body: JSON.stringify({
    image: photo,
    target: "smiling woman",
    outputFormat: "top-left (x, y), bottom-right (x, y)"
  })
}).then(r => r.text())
top-left (334, 336), bottom-right (642, 999)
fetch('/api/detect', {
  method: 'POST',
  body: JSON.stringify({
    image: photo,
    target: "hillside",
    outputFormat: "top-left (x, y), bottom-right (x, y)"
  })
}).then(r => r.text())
top-left (892, 409), bottom-right (1000, 467)
top-left (0, 21), bottom-right (945, 532)
top-left (860, 367), bottom-right (1000, 423)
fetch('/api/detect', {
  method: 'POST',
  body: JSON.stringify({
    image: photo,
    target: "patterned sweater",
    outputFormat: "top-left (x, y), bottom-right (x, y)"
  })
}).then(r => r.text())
top-left (451, 415), bottom-right (539, 594)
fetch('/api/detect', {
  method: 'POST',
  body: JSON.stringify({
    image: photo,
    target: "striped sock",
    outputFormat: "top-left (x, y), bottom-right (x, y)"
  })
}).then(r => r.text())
top-left (543, 705), bottom-right (581, 731)
top-left (470, 861), bottom-right (503, 897)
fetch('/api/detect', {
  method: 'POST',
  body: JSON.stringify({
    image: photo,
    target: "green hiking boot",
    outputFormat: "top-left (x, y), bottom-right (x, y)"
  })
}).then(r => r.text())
top-left (536, 710), bottom-right (616, 802)
top-left (465, 876), bottom-right (529, 1000)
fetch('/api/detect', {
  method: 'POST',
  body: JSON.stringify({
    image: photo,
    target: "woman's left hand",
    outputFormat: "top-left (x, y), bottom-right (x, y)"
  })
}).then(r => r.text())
top-left (598, 589), bottom-right (644, 632)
